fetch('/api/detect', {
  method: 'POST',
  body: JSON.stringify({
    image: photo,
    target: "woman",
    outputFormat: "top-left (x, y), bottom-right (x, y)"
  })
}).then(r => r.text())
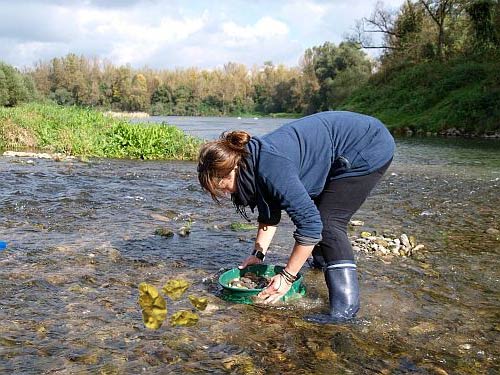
top-left (197, 111), bottom-right (395, 323)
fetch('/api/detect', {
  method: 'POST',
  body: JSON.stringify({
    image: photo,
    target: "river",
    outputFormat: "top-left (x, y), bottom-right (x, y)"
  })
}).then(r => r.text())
top-left (0, 115), bottom-right (499, 374)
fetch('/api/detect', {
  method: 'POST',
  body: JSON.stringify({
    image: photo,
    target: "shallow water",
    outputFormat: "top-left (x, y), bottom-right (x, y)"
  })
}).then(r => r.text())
top-left (0, 117), bottom-right (499, 374)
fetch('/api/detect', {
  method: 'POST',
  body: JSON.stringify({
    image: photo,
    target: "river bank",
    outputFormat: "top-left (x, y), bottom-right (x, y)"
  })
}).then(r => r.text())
top-left (2, 104), bottom-right (499, 164)
top-left (0, 103), bottom-right (200, 160)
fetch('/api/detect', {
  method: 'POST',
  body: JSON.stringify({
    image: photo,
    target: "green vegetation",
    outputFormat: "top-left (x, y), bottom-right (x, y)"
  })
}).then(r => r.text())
top-left (0, 103), bottom-right (200, 159)
top-left (230, 222), bottom-right (257, 231)
top-left (340, 58), bottom-right (500, 133)
top-left (0, 62), bottom-right (38, 106)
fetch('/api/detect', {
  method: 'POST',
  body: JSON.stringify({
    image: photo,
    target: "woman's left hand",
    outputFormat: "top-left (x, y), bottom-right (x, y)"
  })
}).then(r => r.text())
top-left (257, 274), bottom-right (292, 304)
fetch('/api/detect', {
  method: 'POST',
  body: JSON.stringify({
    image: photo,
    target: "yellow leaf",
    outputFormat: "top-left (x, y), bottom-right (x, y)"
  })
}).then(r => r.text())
top-left (138, 282), bottom-right (167, 330)
top-left (162, 279), bottom-right (189, 300)
top-left (188, 295), bottom-right (208, 311)
top-left (170, 310), bottom-right (199, 327)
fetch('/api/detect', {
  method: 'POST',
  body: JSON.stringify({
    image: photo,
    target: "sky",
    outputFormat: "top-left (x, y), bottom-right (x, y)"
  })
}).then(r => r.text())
top-left (0, 0), bottom-right (406, 70)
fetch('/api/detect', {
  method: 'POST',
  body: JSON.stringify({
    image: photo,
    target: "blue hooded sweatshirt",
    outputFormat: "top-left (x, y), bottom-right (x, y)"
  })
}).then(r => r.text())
top-left (243, 111), bottom-right (395, 246)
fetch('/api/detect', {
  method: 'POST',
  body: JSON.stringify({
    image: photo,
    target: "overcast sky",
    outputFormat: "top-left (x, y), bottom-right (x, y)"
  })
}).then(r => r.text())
top-left (0, 0), bottom-right (405, 70)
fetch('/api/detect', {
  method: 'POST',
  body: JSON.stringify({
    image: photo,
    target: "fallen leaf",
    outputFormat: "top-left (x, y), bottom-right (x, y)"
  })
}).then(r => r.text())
top-left (170, 310), bottom-right (199, 327)
top-left (162, 279), bottom-right (190, 300)
top-left (138, 282), bottom-right (167, 329)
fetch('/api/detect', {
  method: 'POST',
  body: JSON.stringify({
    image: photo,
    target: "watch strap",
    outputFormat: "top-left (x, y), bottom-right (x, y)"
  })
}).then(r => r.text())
top-left (251, 249), bottom-right (266, 261)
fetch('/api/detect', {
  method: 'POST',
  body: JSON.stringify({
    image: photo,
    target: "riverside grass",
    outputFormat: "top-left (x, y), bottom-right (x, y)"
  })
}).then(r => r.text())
top-left (0, 103), bottom-right (201, 160)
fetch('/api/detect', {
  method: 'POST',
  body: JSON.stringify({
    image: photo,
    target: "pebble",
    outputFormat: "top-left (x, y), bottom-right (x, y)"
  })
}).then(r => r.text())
top-left (485, 228), bottom-right (499, 235)
top-left (349, 220), bottom-right (364, 226)
top-left (351, 231), bottom-right (425, 258)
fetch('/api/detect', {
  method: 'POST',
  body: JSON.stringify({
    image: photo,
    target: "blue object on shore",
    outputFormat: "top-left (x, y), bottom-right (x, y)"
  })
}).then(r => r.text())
top-left (0, 241), bottom-right (7, 251)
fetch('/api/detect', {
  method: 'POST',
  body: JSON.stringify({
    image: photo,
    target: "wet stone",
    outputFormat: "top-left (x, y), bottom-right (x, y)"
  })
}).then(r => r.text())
top-left (351, 230), bottom-right (425, 258)
top-left (349, 220), bottom-right (364, 226)
top-left (408, 322), bottom-right (437, 336)
top-left (154, 227), bottom-right (174, 238)
top-left (228, 272), bottom-right (270, 289)
top-left (178, 226), bottom-right (191, 237)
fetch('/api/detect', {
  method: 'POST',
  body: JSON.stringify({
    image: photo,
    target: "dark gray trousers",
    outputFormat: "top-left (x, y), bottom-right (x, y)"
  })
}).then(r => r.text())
top-left (313, 159), bottom-right (392, 263)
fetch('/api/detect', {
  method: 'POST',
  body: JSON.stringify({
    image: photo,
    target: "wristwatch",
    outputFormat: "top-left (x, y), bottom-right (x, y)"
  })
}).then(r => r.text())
top-left (251, 249), bottom-right (266, 261)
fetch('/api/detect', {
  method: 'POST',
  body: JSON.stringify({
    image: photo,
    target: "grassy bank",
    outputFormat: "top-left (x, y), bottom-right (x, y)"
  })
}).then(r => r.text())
top-left (0, 103), bottom-right (201, 160)
top-left (339, 58), bottom-right (500, 135)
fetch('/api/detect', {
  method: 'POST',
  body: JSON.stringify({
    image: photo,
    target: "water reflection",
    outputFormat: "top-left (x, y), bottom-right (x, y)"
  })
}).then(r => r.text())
top-left (0, 124), bottom-right (499, 373)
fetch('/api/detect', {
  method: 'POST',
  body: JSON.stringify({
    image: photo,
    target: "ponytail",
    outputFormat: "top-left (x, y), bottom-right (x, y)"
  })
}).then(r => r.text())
top-left (221, 130), bottom-right (251, 152)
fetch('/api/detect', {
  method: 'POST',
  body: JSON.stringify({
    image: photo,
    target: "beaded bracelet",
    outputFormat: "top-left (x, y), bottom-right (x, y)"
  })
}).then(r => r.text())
top-left (279, 269), bottom-right (297, 284)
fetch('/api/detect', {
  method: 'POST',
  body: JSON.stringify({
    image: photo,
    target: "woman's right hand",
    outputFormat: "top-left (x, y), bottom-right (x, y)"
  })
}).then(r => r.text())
top-left (238, 255), bottom-right (262, 269)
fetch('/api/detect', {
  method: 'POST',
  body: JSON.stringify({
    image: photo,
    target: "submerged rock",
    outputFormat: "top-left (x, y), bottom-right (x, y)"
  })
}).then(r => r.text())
top-left (154, 227), bottom-right (174, 238)
top-left (408, 321), bottom-right (437, 336)
top-left (222, 354), bottom-right (257, 374)
top-left (486, 227), bottom-right (499, 235)
top-left (178, 226), bottom-right (191, 237)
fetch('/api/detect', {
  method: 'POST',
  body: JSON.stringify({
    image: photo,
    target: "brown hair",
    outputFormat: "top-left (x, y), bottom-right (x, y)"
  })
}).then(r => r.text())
top-left (197, 130), bottom-right (251, 202)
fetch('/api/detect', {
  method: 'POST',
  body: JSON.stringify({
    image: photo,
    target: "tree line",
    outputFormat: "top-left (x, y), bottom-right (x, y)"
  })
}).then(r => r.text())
top-left (26, 41), bottom-right (371, 116)
top-left (2, 0), bottom-right (499, 116)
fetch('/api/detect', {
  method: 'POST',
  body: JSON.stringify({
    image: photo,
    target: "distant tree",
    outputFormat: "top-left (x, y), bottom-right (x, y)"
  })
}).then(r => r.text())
top-left (301, 42), bottom-right (372, 112)
top-left (49, 88), bottom-right (74, 105)
top-left (22, 74), bottom-right (38, 102)
top-left (0, 69), bottom-right (8, 106)
top-left (0, 62), bottom-right (30, 106)
top-left (151, 83), bottom-right (174, 115)
top-left (111, 66), bottom-right (132, 110)
top-left (129, 73), bottom-right (149, 111)
top-left (466, 0), bottom-right (499, 53)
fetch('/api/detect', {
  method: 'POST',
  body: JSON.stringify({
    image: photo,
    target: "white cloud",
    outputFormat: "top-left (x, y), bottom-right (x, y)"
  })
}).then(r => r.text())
top-left (0, 0), bottom-right (407, 69)
top-left (74, 7), bottom-right (208, 66)
top-left (221, 16), bottom-right (289, 46)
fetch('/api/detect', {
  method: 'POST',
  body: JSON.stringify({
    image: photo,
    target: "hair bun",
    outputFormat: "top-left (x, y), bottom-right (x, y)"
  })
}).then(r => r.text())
top-left (221, 130), bottom-right (251, 150)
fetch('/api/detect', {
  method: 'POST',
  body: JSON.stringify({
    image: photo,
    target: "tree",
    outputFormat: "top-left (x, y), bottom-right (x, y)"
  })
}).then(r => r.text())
top-left (151, 83), bottom-right (174, 115)
top-left (466, 0), bottom-right (499, 53)
top-left (301, 42), bottom-right (372, 111)
top-left (419, 0), bottom-right (458, 59)
top-left (0, 62), bottom-right (30, 106)
top-left (111, 66), bottom-right (132, 110)
top-left (0, 69), bottom-right (8, 106)
top-left (129, 73), bottom-right (149, 111)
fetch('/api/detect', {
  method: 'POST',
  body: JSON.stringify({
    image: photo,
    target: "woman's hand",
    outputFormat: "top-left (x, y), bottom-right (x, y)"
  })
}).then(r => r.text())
top-left (256, 274), bottom-right (292, 304)
top-left (238, 255), bottom-right (262, 270)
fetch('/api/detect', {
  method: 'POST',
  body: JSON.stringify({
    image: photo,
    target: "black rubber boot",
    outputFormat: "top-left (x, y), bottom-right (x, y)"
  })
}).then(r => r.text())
top-left (305, 260), bottom-right (360, 324)
top-left (307, 244), bottom-right (327, 269)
